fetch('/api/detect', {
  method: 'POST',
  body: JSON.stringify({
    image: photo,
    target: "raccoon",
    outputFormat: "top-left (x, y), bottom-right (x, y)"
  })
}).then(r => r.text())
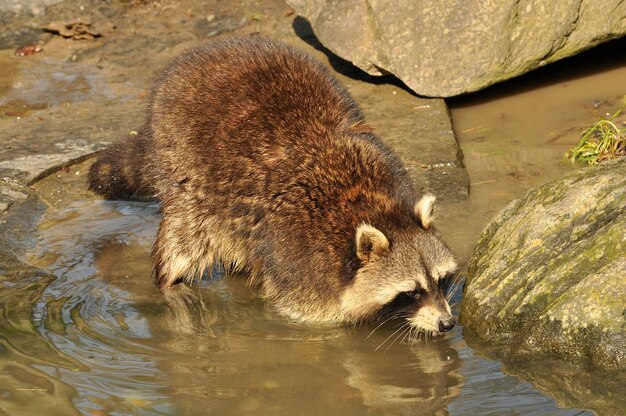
top-left (88, 36), bottom-right (458, 336)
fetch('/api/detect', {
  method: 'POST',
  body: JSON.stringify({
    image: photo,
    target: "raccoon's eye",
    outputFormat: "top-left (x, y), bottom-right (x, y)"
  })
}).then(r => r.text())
top-left (386, 289), bottom-right (422, 311)
top-left (376, 288), bottom-right (426, 320)
top-left (403, 289), bottom-right (424, 299)
top-left (393, 289), bottom-right (424, 306)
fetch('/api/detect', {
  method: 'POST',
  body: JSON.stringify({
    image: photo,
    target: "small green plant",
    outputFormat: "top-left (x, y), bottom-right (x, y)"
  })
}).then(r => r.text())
top-left (565, 97), bottom-right (626, 164)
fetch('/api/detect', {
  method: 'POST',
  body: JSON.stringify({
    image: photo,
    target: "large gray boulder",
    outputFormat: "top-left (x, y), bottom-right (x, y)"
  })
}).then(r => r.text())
top-left (287, 0), bottom-right (626, 97)
top-left (460, 159), bottom-right (626, 370)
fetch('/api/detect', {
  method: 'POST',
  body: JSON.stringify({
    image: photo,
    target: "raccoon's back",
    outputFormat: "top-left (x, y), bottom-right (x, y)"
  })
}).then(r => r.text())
top-left (148, 37), bottom-right (370, 194)
top-left (152, 36), bottom-right (364, 144)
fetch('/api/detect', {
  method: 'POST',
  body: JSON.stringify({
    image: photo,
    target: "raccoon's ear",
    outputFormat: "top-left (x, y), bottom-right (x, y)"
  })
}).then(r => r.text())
top-left (415, 194), bottom-right (436, 229)
top-left (355, 224), bottom-right (390, 262)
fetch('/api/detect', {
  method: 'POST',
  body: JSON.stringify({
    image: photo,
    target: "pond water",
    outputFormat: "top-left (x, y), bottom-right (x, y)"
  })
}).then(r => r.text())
top-left (2, 39), bottom-right (626, 416)
top-left (5, 200), bottom-right (588, 416)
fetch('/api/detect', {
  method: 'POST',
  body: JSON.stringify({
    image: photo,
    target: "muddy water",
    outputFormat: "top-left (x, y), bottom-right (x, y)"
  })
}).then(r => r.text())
top-left (442, 40), bottom-right (626, 264)
top-left (3, 42), bottom-right (626, 416)
top-left (8, 200), bottom-right (584, 416)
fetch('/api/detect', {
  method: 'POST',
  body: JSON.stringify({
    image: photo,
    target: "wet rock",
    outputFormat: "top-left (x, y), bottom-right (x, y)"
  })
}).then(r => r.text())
top-left (0, 0), bottom-right (61, 16)
top-left (0, 144), bottom-right (101, 183)
top-left (460, 158), bottom-right (626, 369)
top-left (0, 27), bottom-right (45, 50)
top-left (0, 184), bottom-right (28, 214)
top-left (287, 0), bottom-right (626, 97)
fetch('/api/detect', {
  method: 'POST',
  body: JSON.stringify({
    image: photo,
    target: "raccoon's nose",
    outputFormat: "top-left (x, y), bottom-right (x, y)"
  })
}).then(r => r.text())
top-left (438, 316), bottom-right (456, 332)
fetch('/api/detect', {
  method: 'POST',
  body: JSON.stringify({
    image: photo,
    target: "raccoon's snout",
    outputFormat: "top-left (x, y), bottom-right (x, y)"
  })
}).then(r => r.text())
top-left (438, 315), bottom-right (455, 332)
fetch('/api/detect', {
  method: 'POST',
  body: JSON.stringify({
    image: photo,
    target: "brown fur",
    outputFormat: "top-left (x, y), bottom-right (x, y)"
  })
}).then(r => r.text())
top-left (88, 36), bottom-right (457, 332)
top-left (89, 126), bottom-right (157, 200)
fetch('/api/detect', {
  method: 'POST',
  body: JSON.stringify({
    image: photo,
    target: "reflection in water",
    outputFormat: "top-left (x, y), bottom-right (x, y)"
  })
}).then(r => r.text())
top-left (26, 202), bottom-right (173, 415)
top-left (0, 200), bottom-right (588, 415)
top-left (503, 358), bottom-right (626, 416)
top-left (343, 343), bottom-right (462, 414)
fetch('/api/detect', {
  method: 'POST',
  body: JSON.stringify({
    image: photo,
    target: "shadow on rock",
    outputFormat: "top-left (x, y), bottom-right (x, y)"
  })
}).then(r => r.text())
top-left (292, 16), bottom-right (413, 94)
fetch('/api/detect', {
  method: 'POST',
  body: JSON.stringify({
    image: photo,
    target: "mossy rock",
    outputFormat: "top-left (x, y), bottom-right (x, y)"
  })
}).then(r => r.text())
top-left (460, 158), bottom-right (626, 369)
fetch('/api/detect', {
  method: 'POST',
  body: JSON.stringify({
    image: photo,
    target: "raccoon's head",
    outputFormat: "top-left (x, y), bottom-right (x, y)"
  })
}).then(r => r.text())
top-left (340, 194), bottom-right (458, 337)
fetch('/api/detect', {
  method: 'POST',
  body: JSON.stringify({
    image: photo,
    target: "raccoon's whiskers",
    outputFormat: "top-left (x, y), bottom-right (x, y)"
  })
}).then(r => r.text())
top-left (446, 276), bottom-right (463, 302)
top-left (384, 324), bottom-right (410, 352)
top-left (399, 325), bottom-right (413, 345)
top-left (447, 285), bottom-right (462, 301)
top-left (366, 316), bottom-right (394, 340)
top-left (407, 327), bottom-right (421, 344)
top-left (414, 328), bottom-right (422, 343)
top-left (375, 321), bottom-right (408, 352)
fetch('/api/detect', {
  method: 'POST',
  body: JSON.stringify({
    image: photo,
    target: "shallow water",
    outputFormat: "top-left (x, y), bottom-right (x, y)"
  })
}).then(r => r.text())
top-left (442, 39), bottom-right (626, 263)
top-left (3, 200), bottom-right (590, 415)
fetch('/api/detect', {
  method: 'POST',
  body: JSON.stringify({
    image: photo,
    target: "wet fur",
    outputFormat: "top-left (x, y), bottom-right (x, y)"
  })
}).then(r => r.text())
top-left (89, 36), bottom-right (457, 329)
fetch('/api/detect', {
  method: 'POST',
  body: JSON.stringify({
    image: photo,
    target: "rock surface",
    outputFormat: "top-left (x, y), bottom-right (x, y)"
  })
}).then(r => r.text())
top-left (287, 0), bottom-right (626, 97)
top-left (460, 158), bottom-right (626, 369)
